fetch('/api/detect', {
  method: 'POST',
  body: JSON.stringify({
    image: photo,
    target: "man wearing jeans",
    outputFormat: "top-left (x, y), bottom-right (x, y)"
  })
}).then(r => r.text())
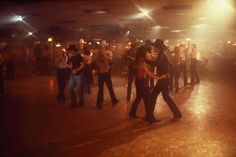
top-left (67, 45), bottom-right (85, 107)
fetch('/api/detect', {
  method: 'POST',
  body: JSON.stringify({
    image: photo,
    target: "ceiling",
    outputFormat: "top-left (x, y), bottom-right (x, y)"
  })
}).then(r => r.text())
top-left (0, 0), bottom-right (236, 41)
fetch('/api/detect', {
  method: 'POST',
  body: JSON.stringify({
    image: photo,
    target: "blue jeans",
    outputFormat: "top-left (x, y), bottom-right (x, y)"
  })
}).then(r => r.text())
top-left (69, 74), bottom-right (84, 106)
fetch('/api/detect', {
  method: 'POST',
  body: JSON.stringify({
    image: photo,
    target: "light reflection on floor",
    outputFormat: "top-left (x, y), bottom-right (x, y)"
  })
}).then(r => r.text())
top-left (1, 74), bottom-right (236, 157)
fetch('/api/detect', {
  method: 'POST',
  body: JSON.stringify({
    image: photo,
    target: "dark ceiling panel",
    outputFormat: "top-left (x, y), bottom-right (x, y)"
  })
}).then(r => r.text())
top-left (163, 5), bottom-right (192, 10)
top-left (57, 20), bottom-right (77, 24)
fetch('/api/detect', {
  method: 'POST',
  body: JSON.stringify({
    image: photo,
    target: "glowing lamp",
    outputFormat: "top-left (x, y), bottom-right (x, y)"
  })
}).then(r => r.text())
top-left (48, 37), bottom-right (53, 42)
top-left (56, 43), bottom-right (61, 47)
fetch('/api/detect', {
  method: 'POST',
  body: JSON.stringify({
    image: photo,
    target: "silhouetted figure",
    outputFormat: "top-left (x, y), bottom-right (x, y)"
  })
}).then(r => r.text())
top-left (3, 46), bottom-right (14, 80)
top-left (190, 44), bottom-right (200, 85)
top-left (0, 50), bottom-right (4, 93)
top-left (150, 39), bottom-right (182, 120)
top-left (41, 45), bottom-right (50, 75)
top-left (169, 46), bottom-right (181, 92)
top-left (33, 44), bottom-right (43, 75)
top-left (179, 44), bottom-right (188, 86)
top-left (124, 42), bottom-right (139, 101)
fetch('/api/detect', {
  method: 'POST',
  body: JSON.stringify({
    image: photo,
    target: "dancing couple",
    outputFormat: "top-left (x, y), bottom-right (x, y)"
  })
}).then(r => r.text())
top-left (129, 39), bottom-right (182, 124)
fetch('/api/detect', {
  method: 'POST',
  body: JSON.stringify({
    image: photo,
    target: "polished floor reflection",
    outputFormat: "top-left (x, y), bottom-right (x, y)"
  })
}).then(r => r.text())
top-left (1, 72), bottom-right (236, 157)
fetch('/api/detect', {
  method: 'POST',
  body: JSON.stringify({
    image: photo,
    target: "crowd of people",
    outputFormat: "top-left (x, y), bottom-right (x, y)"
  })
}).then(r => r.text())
top-left (54, 38), bottom-right (200, 124)
top-left (0, 38), bottom-right (201, 124)
top-left (55, 39), bottom-right (118, 109)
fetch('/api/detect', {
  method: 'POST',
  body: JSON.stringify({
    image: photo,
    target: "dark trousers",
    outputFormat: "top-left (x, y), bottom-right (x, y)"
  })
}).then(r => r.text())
top-left (56, 68), bottom-right (68, 101)
top-left (170, 65), bottom-right (181, 92)
top-left (127, 67), bottom-right (135, 101)
top-left (129, 78), bottom-right (154, 119)
top-left (151, 78), bottom-right (181, 117)
top-left (41, 57), bottom-right (50, 75)
top-left (33, 57), bottom-right (41, 74)
top-left (179, 62), bottom-right (188, 85)
top-left (96, 72), bottom-right (117, 107)
top-left (148, 66), bottom-right (155, 89)
top-left (169, 64), bottom-right (174, 91)
top-left (0, 65), bottom-right (4, 93)
top-left (5, 61), bottom-right (14, 80)
top-left (190, 58), bottom-right (200, 84)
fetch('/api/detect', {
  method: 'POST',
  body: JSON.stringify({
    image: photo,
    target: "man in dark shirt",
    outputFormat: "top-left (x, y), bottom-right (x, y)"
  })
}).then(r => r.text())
top-left (67, 45), bottom-right (85, 107)
top-left (150, 39), bottom-right (182, 120)
top-left (124, 42), bottom-right (139, 102)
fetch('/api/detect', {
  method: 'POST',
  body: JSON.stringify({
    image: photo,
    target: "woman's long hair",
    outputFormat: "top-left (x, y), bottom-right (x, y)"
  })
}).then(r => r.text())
top-left (135, 46), bottom-right (147, 63)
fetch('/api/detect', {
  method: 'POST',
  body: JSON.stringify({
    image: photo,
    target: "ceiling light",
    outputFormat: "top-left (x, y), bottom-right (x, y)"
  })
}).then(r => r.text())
top-left (83, 9), bottom-right (109, 14)
top-left (152, 25), bottom-right (161, 29)
top-left (96, 10), bottom-right (107, 14)
top-left (198, 17), bottom-right (208, 20)
top-left (16, 15), bottom-right (23, 21)
top-left (56, 43), bottom-right (61, 47)
top-left (48, 37), bottom-right (53, 42)
top-left (171, 30), bottom-right (181, 33)
top-left (28, 32), bottom-right (33, 35)
top-left (191, 24), bottom-right (206, 28)
top-left (12, 15), bottom-right (23, 22)
top-left (141, 9), bottom-right (150, 17)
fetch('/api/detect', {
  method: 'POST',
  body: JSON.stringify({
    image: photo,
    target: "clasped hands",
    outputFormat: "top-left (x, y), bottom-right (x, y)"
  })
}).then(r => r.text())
top-left (154, 74), bottom-right (167, 80)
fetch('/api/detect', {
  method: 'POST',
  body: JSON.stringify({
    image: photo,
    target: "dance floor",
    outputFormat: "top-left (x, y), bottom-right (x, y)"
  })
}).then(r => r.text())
top-left (1, 71), bottom-right (236, 157)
